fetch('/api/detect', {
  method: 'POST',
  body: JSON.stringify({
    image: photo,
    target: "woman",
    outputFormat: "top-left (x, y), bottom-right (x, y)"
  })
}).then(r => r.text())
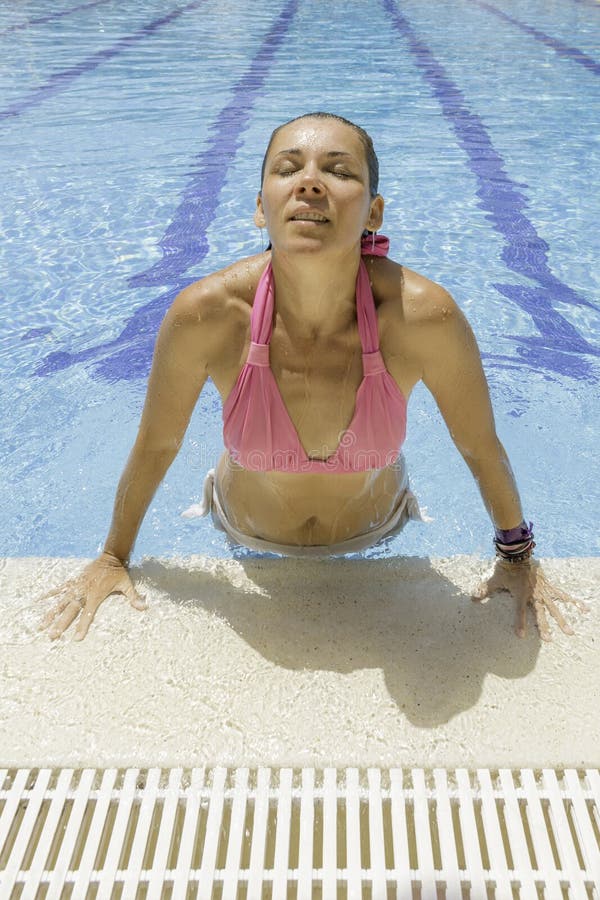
top-left (41, 112), bottom-right (588, 641)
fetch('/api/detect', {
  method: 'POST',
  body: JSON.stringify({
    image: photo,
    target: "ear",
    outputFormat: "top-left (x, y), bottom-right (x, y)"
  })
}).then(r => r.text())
top-left (254, 193), bottom-right (266, 228)
top-left (365, 194), bottom-right (384, 232)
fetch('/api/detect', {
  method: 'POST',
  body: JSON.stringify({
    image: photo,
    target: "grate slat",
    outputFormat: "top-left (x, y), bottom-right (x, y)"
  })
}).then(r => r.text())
top-left (368, 768), bottom-right (387, 898)
top-left (456, 768), bottom-right (487, 897)
top-left (2, 765), bottom-right (599, 895)
top-left (47, 768), bottom-right (96, 900)
top-left (543, 769), bottom-right (587, 895)
top-left (389, 768), bottom-right (411, 900)
top-left (1, 768), bottom-right (52, 898)
top-left (297, 767), bottom-right (315, 899)
top-left (272, 767), bottom-right (293, 899)
top-left (412, 768), bottom-right (436, 894)
top-left (520, 768), bottom-right (563, 899)
top-left (322, 768), bottom-right (338, 897)
top-left (171, 766), bottom-right (204, 900)
top-left (565, 769), bottom-right (600, 889)
top-left (433, 768), bottom-right (462, 899)
top-left (477, 769), bottom-right (512, 899)
top-left (26, 767), bottom-right (73, 896)
top-left (497, 768), bottom-right (536, 895)
top-left (146, 767), bottom-right (183, 900)
top-left (246, 766), bottom-right (270, 898)
top-left (197, 765), bottom-right (226, 899)
top-left (222, 766), bottom-right (249, 899)
top-left (0, 768), bottom-right (29, 865)
top-left (122, 766), bottom-right (162, 899)
top-left (97, 767), bottom-right (139, 900)
top-left (71, 767), bottom-right (118, 899)
top-left (345, 767), bottom-right (363, 899)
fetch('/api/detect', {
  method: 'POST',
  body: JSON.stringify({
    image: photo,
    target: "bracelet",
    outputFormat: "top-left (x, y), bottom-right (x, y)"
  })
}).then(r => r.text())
top-left (493, 520), bottom-right (535, 563)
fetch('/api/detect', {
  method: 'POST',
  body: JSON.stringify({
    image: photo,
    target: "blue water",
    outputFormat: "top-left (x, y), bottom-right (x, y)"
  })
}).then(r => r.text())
top-left (1, 0), bottom-right (599, 560)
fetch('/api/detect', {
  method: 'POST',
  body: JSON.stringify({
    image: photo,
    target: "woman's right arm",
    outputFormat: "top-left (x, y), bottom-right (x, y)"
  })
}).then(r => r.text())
top-left (103, 284), bottom-right (214, 562)
top-left (40, 281), bottom-right (222, 640)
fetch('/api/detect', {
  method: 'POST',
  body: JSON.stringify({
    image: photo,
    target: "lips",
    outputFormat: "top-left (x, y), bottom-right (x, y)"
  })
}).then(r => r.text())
top-left (290, 211), bottom-right (329, 223)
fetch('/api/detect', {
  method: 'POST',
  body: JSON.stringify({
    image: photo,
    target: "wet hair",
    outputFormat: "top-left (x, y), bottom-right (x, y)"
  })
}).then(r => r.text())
top-left (260, 112), bottom-right (379, 197)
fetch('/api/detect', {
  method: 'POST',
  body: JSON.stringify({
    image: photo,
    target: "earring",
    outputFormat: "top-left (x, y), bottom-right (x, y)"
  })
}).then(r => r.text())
top-left (371, 229), bottom-right (377, 252)
top-left (260, 227), bottom-right (264, 252)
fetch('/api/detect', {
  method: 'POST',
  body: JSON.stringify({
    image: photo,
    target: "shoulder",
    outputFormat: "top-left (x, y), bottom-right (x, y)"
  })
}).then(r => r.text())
top-left (370, 256), bottom-right (458, 325)
top-left (374, 258), bottom-right (477, 390)
top-left (156, 254), bottom-right (269, 369)
top-left (169, 252), bottom-right (269, 325)
top-left (171, 253), bottom-right (268, 322)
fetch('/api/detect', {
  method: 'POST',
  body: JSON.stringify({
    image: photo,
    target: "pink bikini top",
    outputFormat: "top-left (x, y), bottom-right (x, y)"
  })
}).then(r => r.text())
top-left (222, 234), bottom-right (407, 473)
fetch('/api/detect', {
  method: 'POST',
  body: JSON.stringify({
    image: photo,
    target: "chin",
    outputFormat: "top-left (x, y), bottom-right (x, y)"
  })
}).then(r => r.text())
top-left (275, 232), bottom-right (353, 256)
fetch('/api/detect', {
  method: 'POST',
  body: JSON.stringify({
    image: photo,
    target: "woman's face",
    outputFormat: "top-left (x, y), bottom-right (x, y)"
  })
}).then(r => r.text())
top-left (255, 118), bottom-right (383, 254)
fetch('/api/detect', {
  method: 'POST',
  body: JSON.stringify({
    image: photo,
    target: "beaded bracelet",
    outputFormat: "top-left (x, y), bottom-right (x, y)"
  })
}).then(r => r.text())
top-left (493, 520), bottom-right (535, 563)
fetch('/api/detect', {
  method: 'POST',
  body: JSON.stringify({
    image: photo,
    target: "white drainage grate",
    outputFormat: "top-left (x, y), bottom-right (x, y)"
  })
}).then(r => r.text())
top-left (1, 767), bottom-right (599, 898)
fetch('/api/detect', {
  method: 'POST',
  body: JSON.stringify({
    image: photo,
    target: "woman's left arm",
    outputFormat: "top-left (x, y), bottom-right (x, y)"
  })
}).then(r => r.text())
top-left (416, 284), bottom-right (589, 640)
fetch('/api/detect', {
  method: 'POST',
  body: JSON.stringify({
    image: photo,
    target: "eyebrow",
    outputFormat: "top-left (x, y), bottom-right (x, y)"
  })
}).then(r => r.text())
top-left (273, 149), bottom-right (356, 161)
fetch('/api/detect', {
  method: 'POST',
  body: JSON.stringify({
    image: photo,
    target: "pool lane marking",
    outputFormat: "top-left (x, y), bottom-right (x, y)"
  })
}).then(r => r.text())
top-left (129, 0), bottom-right (299, 289)
top-left (36, 0), bottom-right (300, 381)
top-left (473, 0), bottom-right (600, 77)
top-left (0, 0), bottom-right (208, 124)
top-left (381, 0), bottom-right (599, 377)
top-left (0, 0), bottom-right (111, 37)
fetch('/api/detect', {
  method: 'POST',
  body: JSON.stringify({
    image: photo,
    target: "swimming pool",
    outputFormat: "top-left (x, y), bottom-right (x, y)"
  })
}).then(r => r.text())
top-left (1, 0), bottom-right (599, 561)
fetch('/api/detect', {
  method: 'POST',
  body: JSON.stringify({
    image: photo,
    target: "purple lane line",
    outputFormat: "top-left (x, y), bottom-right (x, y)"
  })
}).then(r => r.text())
top-left (382, 0), bottom-right (598, 379)
top-left (473, 0), bottom-right (600, 76)
top-left (0, 0), bottom-right (207, 124)
top-left (37, 0), bottom-right (300, 381)
top-left (0, 0), bottom-right (111, 36)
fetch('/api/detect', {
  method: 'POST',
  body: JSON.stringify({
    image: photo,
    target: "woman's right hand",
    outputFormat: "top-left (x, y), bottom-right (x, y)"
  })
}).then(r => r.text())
top-left (39, 552), bottom-right (147, 641)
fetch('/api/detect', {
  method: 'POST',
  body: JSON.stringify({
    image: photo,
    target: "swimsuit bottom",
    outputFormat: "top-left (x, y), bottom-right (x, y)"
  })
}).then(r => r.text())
top-left (181, 454), bottom-right (427, 558)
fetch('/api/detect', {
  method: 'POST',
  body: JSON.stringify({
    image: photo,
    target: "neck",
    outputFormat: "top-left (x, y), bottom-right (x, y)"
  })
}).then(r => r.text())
top-left (270, 246), bottom-right (362, 338)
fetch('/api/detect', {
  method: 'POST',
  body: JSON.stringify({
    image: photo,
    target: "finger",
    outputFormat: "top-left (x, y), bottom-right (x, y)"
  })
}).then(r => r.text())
top-left (515, 598), bottom-right (527, 639)
top-left (533, 601), bottom-right (552, 643)
top-left (39, 596), bottom-right (73, 630)
top-left (73, 606), bottom-right (98, 641)
top-left (125, 583), bottom-right (148, 610)
top-left (48, 599), bottom-right (83, 640)
top-left (471, 572), bottom-right (506, 602)
top-left (555, 590), bottom-right (591, 614)
top-left (38, 579), bottom-right (75, 602)
top-left (471, 579), bottom-right (490, 602)
top-left (543, 596), bottom-right (575, 636)
top-left (556, 591), bottom-right (591, 612)
top-left (539, 578), bottom-right (591, 614)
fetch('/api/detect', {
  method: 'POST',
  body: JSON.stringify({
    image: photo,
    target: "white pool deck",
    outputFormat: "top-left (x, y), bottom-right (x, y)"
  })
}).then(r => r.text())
top-left (0, 555), bottom-right (598, 769)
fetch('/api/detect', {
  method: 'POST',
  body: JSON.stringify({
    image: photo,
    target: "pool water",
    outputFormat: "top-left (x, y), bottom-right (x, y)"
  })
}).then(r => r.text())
top-left (1, 0), bottom-right (599, 561)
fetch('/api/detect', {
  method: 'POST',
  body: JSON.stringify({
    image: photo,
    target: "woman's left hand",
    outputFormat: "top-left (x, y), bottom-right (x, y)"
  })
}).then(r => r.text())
top-left (472, 558), bottom-right (590, 641)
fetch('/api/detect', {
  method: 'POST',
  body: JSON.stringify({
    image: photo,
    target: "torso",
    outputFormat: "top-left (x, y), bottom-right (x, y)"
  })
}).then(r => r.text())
top-left (200, 251), bottom-right (425, 545)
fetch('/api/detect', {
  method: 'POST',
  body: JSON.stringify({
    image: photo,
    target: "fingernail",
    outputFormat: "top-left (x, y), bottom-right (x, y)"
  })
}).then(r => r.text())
top-left (73, 632), bottom-right (83, 641)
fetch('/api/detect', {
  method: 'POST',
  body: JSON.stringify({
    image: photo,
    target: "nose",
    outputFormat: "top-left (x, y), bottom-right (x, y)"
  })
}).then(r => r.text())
top-left (294, 165), bottom-right (324, 195)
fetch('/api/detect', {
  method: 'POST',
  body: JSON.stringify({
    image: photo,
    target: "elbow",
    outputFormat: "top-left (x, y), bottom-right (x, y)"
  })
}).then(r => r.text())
top-left (134, 434), bottom-right (183, 459)
top-left (455, 434), bottom-right (502, 466)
